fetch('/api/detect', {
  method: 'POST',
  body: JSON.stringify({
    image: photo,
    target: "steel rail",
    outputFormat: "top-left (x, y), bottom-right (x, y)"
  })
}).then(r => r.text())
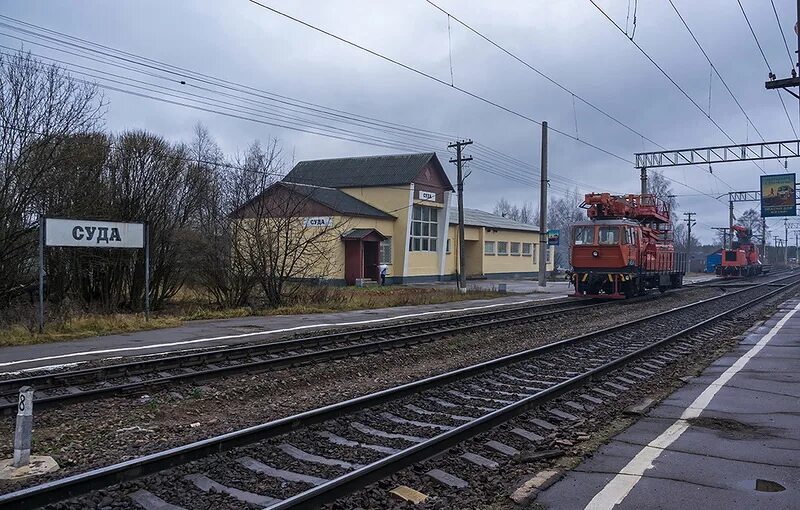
top-left (0, 297), bottom-right (635, 414)
top-left (1, 274), bottom-right (795, 509)
top-left (270, 275), bottom-right (800, 509)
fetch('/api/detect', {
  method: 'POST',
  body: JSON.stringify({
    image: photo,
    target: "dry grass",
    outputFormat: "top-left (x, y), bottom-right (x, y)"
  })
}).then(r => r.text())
top-left (0, 285), bottom-right (503, 347)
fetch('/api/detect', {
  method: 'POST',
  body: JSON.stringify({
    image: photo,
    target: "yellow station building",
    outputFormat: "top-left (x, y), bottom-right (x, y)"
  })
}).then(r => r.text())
top-left (237, 152), bottom-right (554, 284)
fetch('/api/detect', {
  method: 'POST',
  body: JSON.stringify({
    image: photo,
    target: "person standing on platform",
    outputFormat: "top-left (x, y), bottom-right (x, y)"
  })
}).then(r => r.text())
top-left (379, 263), bottom-right (388, 285)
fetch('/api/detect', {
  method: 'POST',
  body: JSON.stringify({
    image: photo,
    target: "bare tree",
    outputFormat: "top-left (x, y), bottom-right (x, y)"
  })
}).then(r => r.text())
top-left (547, 188), bottom-right (585, 267)
top-left (196, 135), bottom-right (283, 307)
top-left (0, 51), bottom-right (104, 304)
top-left (232, 182), bottom-right (344, 307)
top-left (493, 198), bottom-right (535, 224)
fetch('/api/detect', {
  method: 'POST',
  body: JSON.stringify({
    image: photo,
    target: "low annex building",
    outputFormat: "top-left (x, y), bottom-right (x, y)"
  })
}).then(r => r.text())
top-left (234, 152), bottom-right (554, 285)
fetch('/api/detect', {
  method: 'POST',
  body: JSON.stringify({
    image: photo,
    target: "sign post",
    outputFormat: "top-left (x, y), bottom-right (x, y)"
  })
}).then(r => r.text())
top-left (38, 216), bottom-right (44, 334)
top-left (39, 218), bottom-right (148, 331)
top-left (144, 222), bottom-right (150, 321)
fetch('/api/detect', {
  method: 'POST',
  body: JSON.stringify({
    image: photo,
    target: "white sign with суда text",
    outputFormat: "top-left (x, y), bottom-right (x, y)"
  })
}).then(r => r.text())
top-left (45, 218), bottom-right (145, 248)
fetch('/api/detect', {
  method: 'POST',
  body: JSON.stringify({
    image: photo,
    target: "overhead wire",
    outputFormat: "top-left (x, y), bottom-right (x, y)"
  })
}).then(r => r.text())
top-left (0, 16), bottom-right (603, 196)
top-left (588, 0), bottom-right (756, 185)
top-left (244, 0), bottom-right (634, 165)
top-left (0, 11), bottom-right (717, 206)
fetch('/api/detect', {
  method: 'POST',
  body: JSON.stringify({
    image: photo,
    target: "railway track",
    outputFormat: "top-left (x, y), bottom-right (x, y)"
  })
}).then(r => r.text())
top-left (4, 273), bottom-right (797, 509)
top-left (0, 292), bottom-right (668, 415)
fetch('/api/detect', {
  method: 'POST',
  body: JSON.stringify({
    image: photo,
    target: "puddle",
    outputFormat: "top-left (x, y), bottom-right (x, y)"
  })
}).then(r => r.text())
top-left (686, 417), bottom-right (762, 439)
top-left (755, 479), bottom-right (786, 492)
top-left (737, 479), bottom-right (786, 492)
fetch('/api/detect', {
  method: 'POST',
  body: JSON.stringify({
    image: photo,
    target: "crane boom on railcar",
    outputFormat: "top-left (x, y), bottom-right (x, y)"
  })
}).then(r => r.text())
top-left (569, 193), bottom-right (685, 299)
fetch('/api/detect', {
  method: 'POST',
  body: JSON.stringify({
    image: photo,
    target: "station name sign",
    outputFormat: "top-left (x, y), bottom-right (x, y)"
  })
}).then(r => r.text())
top-left (304, 216), bottom-right (333, 227)
top-left (418, 190), bottom-right (437, 201)
top-left (45, 218), bottom-right (145, 248)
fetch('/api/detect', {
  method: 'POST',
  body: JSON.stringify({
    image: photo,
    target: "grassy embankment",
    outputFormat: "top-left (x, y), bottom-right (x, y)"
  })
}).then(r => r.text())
top-left (0, 285), bottom-right (504, 347)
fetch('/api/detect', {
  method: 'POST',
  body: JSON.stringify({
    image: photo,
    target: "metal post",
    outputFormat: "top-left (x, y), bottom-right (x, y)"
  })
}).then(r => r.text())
top-left (785, 218), bottom-right (789, 265)
top-left (728, 194), bottom-right (735, 243)
top-left (538, 121), bottom-right (549, 288)
top-left (762, 217), bottom-right (767, 262)
top-left (13, 386), bottom-right (33, 467)
top-left (38, 216), bottom-right (44, 334)
top-left (144, 222), bottom-right (150, 321)
top-left (640, 167), bottom-right (647, 196)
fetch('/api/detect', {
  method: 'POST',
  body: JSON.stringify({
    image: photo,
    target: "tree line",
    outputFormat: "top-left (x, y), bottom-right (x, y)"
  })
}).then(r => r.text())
top-left (0, 51), bottom-right (337, 327)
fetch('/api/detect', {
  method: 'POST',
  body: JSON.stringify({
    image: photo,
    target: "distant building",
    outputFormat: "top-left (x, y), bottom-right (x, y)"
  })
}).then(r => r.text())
top-left (706, 249), bottom-right (722, 274)
top-left (233, 152), bottom-right (553, 285)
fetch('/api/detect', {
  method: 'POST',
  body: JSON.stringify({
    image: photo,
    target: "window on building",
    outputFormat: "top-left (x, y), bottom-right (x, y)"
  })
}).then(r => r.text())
top-left (547, 247), bottom-right (552, 262)
top-left (446, 238), bottom-right (452, 254)
top-left (510, 242), bottom-right (521, 256)
top-left (532, 243), bottom-right (538, 263)
top-left (380, 238), bottom-right (392, 264)
top-left (573, 226), bottom-right (595, 245)
top-left (522, 243), bottom-right (532, 256)
top-left (484, 241), bottom-right (495, 255)
top-left (497, 241), bottom-right (508, 255)
top-left (598, 226), bottom-right (620, 245)
top-left (410, 205), bottom-right (438, 252)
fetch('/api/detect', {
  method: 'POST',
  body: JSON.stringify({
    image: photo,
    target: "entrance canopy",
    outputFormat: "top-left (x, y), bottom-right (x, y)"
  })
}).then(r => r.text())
top-left (341, 228), bottom-right (387, 242)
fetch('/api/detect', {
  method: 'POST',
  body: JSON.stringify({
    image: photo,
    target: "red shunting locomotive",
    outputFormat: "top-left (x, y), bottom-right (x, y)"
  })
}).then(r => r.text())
top-left (716, 225), bottom-right (764, 278)
top-left (570, 193), bottom-right (685, 299)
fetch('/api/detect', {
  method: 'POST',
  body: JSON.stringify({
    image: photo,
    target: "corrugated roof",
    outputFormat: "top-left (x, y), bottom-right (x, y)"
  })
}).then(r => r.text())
top-left (281, 182), bottom-right (394, 219)
top-left (283, 152), bottom-right (452, 189)
top-left (449, 207), bottom-right (540, 232)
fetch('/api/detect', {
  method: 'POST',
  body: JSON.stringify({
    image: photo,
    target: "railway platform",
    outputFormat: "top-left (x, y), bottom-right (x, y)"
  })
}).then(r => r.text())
top-left (538, 297), bottom-right (800, 510)
top-left (0, 291), bottom-right (564, 374)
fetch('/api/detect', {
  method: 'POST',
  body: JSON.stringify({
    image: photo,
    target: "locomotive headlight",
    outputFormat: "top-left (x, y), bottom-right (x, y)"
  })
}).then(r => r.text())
top-left (592, 250), bottom-right (599, 257)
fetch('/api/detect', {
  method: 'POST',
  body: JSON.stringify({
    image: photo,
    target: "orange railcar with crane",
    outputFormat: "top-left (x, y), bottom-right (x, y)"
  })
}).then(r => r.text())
top-left (716, 225), bottom-right (765, 277)
top-left (569, 193), bottom-right (686, 298)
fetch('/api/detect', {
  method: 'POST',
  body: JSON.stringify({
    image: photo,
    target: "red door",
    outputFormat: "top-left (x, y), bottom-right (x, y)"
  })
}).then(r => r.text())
top-left (344, 240), bottom-right (363, 285)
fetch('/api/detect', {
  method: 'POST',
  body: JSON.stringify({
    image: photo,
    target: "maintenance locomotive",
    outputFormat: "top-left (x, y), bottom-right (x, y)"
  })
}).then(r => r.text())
top-left (716, 225), bottom-right (766, 278)
top-left (569, 192), bottom-right (685, 298)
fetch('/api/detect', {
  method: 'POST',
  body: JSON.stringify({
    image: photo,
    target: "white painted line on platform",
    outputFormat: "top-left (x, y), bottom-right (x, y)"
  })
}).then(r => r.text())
top-left (0, 296), bottom-right (562, 371)
top-left (583, 300), bottom-right (800, 510)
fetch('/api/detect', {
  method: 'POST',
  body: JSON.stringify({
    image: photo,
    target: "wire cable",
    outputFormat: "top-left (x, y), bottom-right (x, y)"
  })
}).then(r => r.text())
top-left (245, 0), bottom-right (633, 165)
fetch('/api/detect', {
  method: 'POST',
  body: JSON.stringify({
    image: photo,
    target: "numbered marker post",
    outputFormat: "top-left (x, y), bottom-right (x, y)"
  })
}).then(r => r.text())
top-left (13, 386), bottom-right (33, 468)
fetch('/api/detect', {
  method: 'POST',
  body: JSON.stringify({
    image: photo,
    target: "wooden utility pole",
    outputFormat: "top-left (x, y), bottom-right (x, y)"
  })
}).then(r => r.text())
top-left (449, 139), bottom-right (472, 293)
top-left (538, 122), bottom-right (549, 287)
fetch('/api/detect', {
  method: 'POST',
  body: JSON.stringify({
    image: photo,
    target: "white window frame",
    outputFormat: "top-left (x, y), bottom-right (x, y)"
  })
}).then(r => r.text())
top-left (547, 247), bottom-right (553, 263)
top-left (409, 205), bottom-right (438, 252)
top-left (380, 238), bottom-right (392, 264)
top-left (497, 241), bottom-right (508, 256)
top-left (522, 242), bottom-right (532, 256)
top-left (510, 242), bottom-right (521, 256)
top-left (484, 241), bottom-right (495, 255)
top-left (446, 238), bottom-right (452, 254)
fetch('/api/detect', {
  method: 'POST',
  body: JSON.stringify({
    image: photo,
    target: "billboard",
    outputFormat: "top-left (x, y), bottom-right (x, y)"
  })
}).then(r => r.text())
top-left (547, 229), bottom-right (560, 246)
top-left (760, 173), bottom-right (796, 217)
top-left (45, 218), bottom-right (145, 248)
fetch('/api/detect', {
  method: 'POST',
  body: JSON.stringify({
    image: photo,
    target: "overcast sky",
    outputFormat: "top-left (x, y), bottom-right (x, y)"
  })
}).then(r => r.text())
top-left (3, 0), bottom-right (799, 243)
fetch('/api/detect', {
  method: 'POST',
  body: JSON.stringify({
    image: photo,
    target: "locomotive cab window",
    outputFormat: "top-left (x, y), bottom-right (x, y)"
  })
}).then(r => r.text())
top-left (624, 227), bottom-right (635, 245)
top-left (598, 226), bottom-right (620, 245)
top-left (573, 226), bottom-right (595, 245)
